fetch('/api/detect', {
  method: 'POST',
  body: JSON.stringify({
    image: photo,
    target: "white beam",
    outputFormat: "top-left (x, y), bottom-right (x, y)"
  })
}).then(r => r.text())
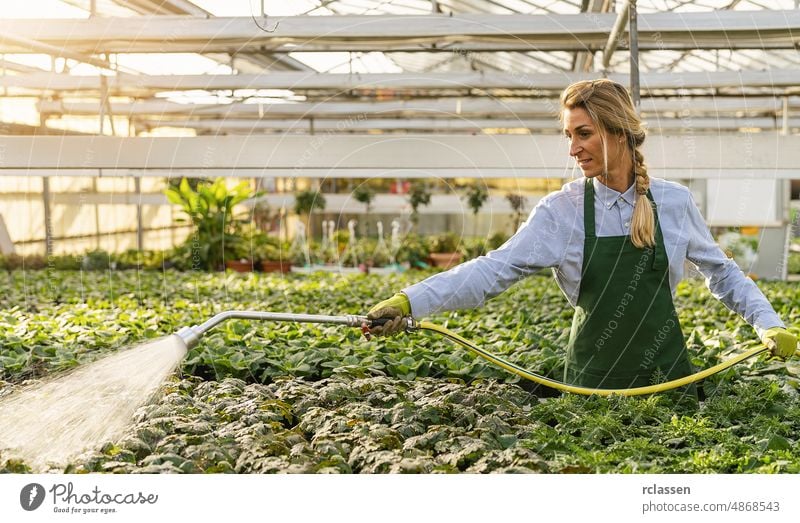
top-left (11, 70), bottom-right (800, 93)
top-left (38, 96), bottom-right (800, 118)
top-left (0, 135), bottom-right (798, 176)
top-left (168, 116), bottom-right (796, 133)
top-left (47, 192), bottom-right (531, 214)
top-left (1, 167), bottom-right (794, 180)
top-left (1, 11), bottom-right (799, 54)
top-left (0, 31), bottom-right (114, 71)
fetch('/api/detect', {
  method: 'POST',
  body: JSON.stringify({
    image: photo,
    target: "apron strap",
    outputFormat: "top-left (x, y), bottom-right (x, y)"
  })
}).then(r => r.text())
top-left (645, 189), bottom-right (668, 271)
top-left (584, 178), bottom-right (596, 238)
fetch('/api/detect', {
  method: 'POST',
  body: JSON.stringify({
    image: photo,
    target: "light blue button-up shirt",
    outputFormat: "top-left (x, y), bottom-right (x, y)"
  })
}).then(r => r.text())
top-left (403, 176), bottom-right (784, 338)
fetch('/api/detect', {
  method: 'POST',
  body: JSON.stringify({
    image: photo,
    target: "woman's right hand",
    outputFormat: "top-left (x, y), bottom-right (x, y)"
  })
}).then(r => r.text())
top-left (367, 293), bottom-right (411, 337)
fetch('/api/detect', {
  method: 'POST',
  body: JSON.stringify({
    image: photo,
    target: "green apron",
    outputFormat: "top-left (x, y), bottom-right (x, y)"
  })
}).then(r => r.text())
top-left (565, 179), bottom-right (695, 396)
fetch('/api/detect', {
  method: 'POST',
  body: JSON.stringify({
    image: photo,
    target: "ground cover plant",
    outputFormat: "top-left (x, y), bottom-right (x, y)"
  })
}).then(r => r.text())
top-left (0, 269), bottom-right (798, 473)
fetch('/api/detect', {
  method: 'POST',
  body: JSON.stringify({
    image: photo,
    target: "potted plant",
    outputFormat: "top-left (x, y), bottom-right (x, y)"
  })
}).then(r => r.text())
top-left (164, 177), bottom-right (255, 271)
top-left (254, 237), bottom-right (292, 273)
top-left (395, 233), bottom-right (430, 270)
top-left (223, 234), bottom-right (254, 273)
top-left (428, 232), bottom-right (464, 269)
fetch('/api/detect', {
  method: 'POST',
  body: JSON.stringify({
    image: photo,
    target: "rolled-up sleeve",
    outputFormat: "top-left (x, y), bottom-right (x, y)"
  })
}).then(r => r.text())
top-left (683, 190), bottom-right (784, 338)
top-left (403, 195), bottom-right (569, 318)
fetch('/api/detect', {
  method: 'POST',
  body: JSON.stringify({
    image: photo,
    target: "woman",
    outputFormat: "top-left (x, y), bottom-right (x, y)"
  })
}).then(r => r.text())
top-left (368, 79), bottom-right (796, 392)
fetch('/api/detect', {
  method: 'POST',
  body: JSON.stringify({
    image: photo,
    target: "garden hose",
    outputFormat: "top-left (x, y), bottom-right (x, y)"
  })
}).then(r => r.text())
top-left (174, 311), bottom-right (790, 397)
top-left (417, 320), bottom-right (776, 397)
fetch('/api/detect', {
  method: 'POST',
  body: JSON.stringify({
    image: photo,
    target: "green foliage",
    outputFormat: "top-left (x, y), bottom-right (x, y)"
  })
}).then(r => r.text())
top-left (1, 270), bottom-right (799, 473)
top-left (395, 233), bottom-right (430, 267)
top-left (112, 250), bottom-right (165, 271)
top-left (352, 185), bottom-right (376, 210)
top-left (462, 184), bottom-right (489, 216)
top-left (82, 250), bottom-right (111, 271)
top-left (164, 178), bottom-right (255, 270)
top-left (407, 182), bottom-right (431, 225)
top-left (505, 192), bottom-right (528, 233)
top-left (788, 252), bottom-right (800, 275)
top-left (294, 189), bottom-right (326, 217)
top-left (428, 232), bottom-right (461, 254)
top-left (0, 254), bottom-right (46, 271)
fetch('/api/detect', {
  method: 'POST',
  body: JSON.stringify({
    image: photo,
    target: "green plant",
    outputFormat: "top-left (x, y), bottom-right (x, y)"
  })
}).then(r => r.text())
top-left (112, 250), bottom-right (166, 271)
top-left (2, 270), bottom-right (800, 473)
top-left (252, 236), bottom-right (287, 263)
top-left (463, 238), bottom-right (487, 260)
top-left (428, 232), bottom-right (461, 254)
top-left (462, 184), bottom-right (489, 237)
top-left (353, 185), bottom-right (376, 237)
top-left (357, 238), bottom-right (390, 267)
top-left (487, 231), bottom-right (510, 250)
top-left (0, 254), bottom-right (46, 271)
top-left (408, 182), bottom-right (432, 227)
top-left (164, 178), bottom-right (254, 271)
top-left (294, 189), bottom-right (326, 230)
top-left (82, 250), bottom-right (111, 271)
top-left (395, 233), bottom-right (430, 267)
top-left (505, 192), bottom-right (528, 233)
top-left (49, 254), bottom-right (82, 270)
top-left (789, 252), bottom-right (800, 275)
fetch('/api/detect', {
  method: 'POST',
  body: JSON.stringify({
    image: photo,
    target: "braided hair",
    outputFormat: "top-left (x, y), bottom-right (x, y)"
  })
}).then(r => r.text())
top-left (560, 79), bottom-right (655, 248)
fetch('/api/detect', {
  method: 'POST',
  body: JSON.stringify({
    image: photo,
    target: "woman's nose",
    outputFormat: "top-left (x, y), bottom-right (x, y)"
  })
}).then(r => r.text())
top-left (569, 142), bottom-right (581, 157)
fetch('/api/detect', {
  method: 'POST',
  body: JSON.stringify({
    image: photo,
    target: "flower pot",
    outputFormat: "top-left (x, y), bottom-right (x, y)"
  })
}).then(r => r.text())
top-left (225, 259), bottom-right (255, 272)
top-left (260, 260), bottom-right (292, 273)
top-left (429, 252), bottom-right (463, 269)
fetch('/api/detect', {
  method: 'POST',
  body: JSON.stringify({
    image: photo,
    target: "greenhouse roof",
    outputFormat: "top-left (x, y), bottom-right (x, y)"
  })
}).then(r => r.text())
top-left (1, 0), bottom-right (799, 134)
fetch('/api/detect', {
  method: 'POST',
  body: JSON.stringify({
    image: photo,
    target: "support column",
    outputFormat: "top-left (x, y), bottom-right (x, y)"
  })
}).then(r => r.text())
top-left (42, 176), bottom-right (53, 257)
top-left (629, 0), bottom-right (640, 109)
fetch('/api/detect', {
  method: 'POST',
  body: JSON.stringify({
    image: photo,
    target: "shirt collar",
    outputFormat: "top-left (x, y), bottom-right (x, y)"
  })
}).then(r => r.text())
top-left (592, 177), bottom-right (636, 209)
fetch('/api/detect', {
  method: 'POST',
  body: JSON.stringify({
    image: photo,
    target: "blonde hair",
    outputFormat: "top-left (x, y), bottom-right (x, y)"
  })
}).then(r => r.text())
top-left (559, 79), bottom-right (655, 249)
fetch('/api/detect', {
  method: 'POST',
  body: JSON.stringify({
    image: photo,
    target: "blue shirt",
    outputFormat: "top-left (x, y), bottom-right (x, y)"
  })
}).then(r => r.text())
top-left (403, 177), bottom-right (784, 339)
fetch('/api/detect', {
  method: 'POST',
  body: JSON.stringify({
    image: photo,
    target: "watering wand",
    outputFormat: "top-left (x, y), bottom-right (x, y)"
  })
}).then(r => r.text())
top-left (175, 311), bottom-right (418, 350)
top-left (173, 311), bottom-right (792, 397)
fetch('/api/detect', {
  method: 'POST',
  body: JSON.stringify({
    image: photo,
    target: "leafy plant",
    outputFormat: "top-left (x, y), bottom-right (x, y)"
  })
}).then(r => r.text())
top-left (2, 269), bottom-right (800, 474)
top-left (408, 182), bottom-right (432, 228)
top-left (82, 250), bottom-right (111, 271)
top-left (294, 189), bottom-right (326, 231)
top-left (428, 232), bottom-right (461, 254)
top-left (164, 178), bottom-right (254, 271)
top-left (395, 233), bottom-right (430, 267)
top-left (462, 184), bottom-right (489, 237)
top-left (505, 192), bottom-right (528, 233)
top-left (487, 231), bottom-right (510, 250)
top-left (789, 252), bottom-right (800, 275)
top-left (352, 185), bottom-right (376, 237)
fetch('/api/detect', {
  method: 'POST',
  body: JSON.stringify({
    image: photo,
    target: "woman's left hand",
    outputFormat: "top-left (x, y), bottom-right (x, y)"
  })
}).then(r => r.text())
top-left (761, 327), bottom-right (798, 359)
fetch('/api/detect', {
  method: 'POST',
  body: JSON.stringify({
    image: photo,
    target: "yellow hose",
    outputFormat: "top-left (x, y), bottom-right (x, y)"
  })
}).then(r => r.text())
top-left (418, 321), bottom-right (776, 396)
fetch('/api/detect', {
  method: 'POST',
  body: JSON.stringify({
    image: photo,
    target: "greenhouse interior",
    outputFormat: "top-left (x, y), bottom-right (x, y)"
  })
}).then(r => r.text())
top-left (1, 0), bottom-right (800, 483)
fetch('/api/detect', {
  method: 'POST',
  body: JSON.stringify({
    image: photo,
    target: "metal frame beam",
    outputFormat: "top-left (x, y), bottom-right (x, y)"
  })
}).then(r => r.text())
top-left (162, 116), bottom-right (798, 133)
top-left (14, 69), bottom-right (800, 93)
top-left (0, 135), bottom-right (797, 175)
top-left (1, 11), bottom-right (799, 53)
top-left (37, 96), bottom-right (800, 118)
